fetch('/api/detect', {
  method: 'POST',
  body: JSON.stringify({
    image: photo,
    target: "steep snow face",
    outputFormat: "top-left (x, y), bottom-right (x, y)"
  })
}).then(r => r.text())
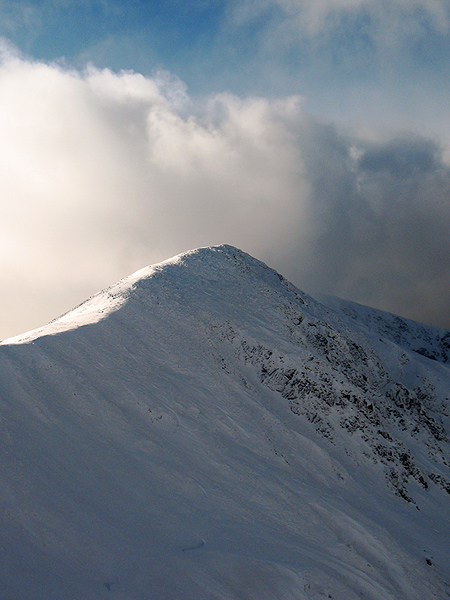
top-left (318, 293), bottom-right (450, 365)
top-left (0, 245), bottom-right (449, 600)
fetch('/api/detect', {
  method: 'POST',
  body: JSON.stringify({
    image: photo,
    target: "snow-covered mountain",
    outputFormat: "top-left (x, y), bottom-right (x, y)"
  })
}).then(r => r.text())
top-left (1, 244), bottom-right (449, 600)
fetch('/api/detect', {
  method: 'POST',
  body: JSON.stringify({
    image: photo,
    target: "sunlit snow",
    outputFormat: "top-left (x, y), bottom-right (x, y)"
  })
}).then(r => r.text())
top-left (0, 245), bottom-right (449, 599)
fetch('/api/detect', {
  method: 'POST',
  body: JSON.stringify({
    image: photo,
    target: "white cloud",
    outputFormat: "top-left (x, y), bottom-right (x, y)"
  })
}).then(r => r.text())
top-left (0, 56), bottom-right (309, 337)
top-left (0, 53), bottom-right (449, 339)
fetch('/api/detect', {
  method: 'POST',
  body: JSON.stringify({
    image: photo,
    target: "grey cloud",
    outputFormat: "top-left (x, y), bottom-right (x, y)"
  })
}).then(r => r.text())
top-left (287, 124), bottom-right (450, 328)
top-left (358, 136), bottom-right (442, 178)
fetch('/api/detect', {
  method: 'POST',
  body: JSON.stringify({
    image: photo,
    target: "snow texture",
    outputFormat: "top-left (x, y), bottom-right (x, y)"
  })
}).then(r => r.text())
top-left (1, 244), bottom-right (449, 599)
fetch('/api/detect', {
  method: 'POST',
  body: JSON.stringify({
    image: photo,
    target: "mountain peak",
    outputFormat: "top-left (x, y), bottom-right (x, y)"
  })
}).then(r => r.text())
top-left (1, 246), bottom-right (449, 599)
top-left (3, 244), bottom-right (306, 345)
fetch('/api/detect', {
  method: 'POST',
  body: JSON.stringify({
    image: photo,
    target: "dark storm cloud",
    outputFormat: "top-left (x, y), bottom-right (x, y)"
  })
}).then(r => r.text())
top-left (287, 123), bottom-right (450, 328)
top-left (358, 136), bottom-right (441, 178)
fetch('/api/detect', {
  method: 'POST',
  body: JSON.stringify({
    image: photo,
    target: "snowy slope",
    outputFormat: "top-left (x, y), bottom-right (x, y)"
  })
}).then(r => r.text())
top-left (318, 293), bottom-right (450, 365)
top-left (0, 245), bottom-right (449, 600)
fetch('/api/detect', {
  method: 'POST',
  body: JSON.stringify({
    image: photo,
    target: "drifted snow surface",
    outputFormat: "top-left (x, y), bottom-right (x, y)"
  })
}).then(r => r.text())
top-left (1, 245), bottom-right (450, 599)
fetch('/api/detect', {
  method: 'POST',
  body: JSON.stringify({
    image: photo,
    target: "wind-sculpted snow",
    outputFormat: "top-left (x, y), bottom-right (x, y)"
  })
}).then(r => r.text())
top-left (0, 245), bottom-right (449, 599)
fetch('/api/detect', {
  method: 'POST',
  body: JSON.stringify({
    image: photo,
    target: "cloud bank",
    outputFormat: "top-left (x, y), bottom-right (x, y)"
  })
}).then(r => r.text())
top-left (1, 48), bottom-right (449, 338)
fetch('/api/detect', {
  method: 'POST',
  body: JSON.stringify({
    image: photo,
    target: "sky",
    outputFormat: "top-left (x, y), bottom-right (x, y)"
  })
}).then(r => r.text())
top-left (0, 0), bottom-right (449, 339)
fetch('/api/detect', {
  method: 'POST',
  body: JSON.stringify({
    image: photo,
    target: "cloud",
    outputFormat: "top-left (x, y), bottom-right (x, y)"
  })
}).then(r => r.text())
top-left (288, 124), bottom-right (450, 327)
top-left (233, 0), bottom-right (450, 37)
top-left (0, 52), bottom-right (449, 339)
top-left (227, 0), bottom-right (450, 95)
top-left (358, 135), bottom-right (441, 177)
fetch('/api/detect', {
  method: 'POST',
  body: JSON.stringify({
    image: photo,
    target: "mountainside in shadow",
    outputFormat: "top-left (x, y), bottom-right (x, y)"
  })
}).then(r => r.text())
top-left (1, 245), bottom-right (449, 599)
